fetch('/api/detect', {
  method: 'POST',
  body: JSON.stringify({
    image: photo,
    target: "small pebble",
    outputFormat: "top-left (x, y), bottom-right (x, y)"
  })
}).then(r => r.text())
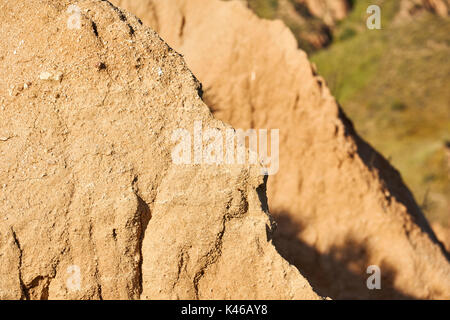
top-left (39, 71), bottom-right (63, 81)
top-left (39, 71), bottom-right (53, 80)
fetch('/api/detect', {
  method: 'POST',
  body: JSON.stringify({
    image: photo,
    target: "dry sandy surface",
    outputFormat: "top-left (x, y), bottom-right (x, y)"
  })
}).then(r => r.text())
top-left (0, 0), bottom-right (319, 299)
top-left (0, 0), bottom-right (449, 299)
top-left (112, 0), bottom-right (450, 299)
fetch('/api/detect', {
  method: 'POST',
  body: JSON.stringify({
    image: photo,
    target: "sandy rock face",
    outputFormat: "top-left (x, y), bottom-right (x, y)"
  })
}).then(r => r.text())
top-left (0, 0), bottom-right (320, 300)
top-left (433, 223), bottom-right (450, 253)
top-left (112, 0), bottom-right (450, 299)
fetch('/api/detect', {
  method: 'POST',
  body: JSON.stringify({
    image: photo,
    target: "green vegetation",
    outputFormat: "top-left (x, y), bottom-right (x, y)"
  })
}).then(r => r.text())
top-left (230, 0), bottom-right (449, 225)
top-left (238, 0), bottom-right (449, 225)
top-left (311, 0), bottom-right (450, 225)
top-left (232, 0), bottom-right (330, 54)
top-left (247, 0), bottom-right (279, 19)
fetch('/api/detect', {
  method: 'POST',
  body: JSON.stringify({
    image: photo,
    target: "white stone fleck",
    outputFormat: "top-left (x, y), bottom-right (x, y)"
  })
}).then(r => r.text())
top-left (39, 71), bottom-right (53, 80)
top-left (39, 71), bottom-right (63, 81)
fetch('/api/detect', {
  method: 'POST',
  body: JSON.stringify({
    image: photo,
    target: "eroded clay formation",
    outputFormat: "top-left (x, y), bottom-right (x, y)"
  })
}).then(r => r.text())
top-left (0, 0), bottom-right (319, 300)
top-left (1, 0), bottom-right (449, 300)
top-left (112, 0), bottom-right (450, 299)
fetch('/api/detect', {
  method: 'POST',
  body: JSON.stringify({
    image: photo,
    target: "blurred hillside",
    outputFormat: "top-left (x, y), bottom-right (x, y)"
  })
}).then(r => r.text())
top-left (233, 0), bottom-right (450, 226)
top-left (226, 0), bottom-right (351, 52)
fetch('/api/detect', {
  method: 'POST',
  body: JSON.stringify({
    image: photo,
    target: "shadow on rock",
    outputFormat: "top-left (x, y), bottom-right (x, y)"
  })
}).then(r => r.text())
top-left (271, 211), bottom-right (415, 299)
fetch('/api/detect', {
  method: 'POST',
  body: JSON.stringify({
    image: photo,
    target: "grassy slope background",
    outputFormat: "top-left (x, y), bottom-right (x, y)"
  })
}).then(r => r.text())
top-left (239, 0), bottom-right (450, 226)
top-left (311, 0), bottom-right (449, 226)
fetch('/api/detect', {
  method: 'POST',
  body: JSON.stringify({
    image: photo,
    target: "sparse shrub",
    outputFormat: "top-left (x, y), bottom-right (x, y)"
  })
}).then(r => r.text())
top-left (247, 0), bottom-right (278, 19)
top-left (391, 100), bottom-right (407, 111)
top-left (339, 27), bottom-right (357, 41)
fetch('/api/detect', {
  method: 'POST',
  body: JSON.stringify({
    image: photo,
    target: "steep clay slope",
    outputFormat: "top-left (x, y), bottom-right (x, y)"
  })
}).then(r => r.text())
top-left (0, 0), bottom-right (320, 300)
top-left (112, 0), bottom-right (450, 299)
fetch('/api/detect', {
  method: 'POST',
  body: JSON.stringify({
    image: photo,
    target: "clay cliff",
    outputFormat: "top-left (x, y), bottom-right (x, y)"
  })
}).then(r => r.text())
top-left (0, 0), bottom-right (320, 300)
top-left (112, 0), bottom-right (450, 299)
top-left (433, 223), bottom-right (450, 253)
top-left (295, 0), bottom-right (351, 26)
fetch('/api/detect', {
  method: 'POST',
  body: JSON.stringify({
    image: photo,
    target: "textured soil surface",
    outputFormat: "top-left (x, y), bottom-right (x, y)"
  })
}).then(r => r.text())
top-left (0, 0), bottom-right (319, 300)
top-left (0, 0), bottom-right (449, 300)
top-left (112, 0), bottom-right (450, 299)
